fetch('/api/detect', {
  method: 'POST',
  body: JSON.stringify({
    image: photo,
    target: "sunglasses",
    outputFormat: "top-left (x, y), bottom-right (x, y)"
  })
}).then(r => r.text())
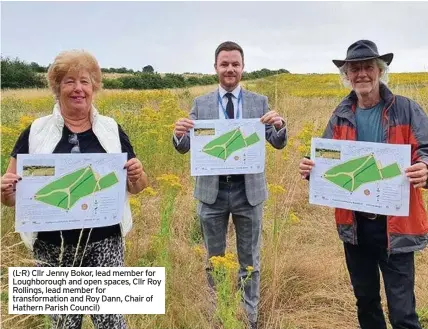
top-left (68, 134), bottom-right (81, 153)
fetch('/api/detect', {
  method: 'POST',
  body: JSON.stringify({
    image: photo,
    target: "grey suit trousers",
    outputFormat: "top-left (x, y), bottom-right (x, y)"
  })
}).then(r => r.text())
top-left (197, 180), bottom-right (263, 323)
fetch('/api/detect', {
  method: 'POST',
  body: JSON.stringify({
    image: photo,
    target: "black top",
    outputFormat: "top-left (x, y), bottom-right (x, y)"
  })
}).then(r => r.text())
top-left (11, 124), bottom-right (136, 246)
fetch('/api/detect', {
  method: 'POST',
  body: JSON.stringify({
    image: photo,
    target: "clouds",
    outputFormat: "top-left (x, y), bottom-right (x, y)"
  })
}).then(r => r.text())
top-left (1, 2), bottom-right (427, 73)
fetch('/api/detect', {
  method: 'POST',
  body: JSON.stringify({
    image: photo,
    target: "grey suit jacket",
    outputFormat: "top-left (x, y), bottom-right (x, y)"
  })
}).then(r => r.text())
top-left (173, 88), bottom-right (287, 206)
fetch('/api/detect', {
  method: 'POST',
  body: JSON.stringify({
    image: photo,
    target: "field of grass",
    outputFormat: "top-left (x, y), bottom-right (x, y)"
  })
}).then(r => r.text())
top-left (1, 72), bottom-right (427, 329)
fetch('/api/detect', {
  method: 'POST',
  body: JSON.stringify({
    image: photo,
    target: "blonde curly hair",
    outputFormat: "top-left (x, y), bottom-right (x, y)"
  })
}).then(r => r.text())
top-left (47, 50), bottom-right (102, 97)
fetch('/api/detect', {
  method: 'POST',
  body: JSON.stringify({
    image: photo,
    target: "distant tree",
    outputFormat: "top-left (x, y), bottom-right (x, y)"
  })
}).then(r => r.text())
top-left (142, 65), bottom-right (154, 74)
top-left (116, 67), bottom-right (128, 74)
top-left (29, 61), bottom-right (47, 73)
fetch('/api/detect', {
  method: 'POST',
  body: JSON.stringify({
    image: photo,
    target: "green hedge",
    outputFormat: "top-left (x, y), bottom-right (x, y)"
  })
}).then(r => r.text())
top-left (1, 56), bottom-right (290, 90)
top-left (102, 69), bottom-right (290, 90)
top-left (1, 57), bottom-right (47, 89)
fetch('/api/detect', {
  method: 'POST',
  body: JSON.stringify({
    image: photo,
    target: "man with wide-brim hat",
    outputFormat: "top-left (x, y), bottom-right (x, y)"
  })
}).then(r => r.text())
top-left (332, 39), bottom-right (393, 68)
top-left (299, 39), bottom-right (428, 329)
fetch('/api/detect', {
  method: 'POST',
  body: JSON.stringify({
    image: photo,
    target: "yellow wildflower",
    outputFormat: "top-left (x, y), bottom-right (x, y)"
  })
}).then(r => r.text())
top-left (142, 186), bottom-right (157, 196)
top-left (0, 125), bottom-right (18, 136)
top-left (193, 245), bottom-right (205, 257)
top-left (288, 212), bottom-right (300, 224)
top-left (297, 144), bottom-right (310, 155)
top-left (129, 197), bottom-right (140, 208)
top-left (268, 183), bottom-right (286, 194)
top-left (19, 115), bottom-right (35, 128)
top-left (210, 253), bottom-right (239, 271)
top-left (156, 174), bottom-right (182, 189)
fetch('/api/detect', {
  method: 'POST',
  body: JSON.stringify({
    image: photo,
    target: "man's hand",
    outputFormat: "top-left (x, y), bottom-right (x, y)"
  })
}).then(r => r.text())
top-left (260, 111), bottom-right (284, 130)
top-left (124, 158), bottom-right (144, 183)
top-left (299, 158), bottom-right (315, 179)
top-left (405, 162), bottom-right (428, 188)
top-left (174, 118), bottom-right (194, 138)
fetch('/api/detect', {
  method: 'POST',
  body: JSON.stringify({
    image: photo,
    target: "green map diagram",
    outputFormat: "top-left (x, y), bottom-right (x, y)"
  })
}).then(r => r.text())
top-left (34, 166), bottom-right (119, 210)
top-left (323, 154), bottom-right (401, 192)
top-left (202, 128), bottom-right (261, 160)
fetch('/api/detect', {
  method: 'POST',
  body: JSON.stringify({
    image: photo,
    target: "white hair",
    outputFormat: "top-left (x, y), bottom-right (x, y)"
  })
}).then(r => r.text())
top-left (339, 58), bottom-right (389, 88)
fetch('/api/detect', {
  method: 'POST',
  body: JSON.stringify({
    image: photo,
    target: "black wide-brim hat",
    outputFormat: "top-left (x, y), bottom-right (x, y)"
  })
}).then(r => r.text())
top-left (333, 40), bottom-right (393, 68)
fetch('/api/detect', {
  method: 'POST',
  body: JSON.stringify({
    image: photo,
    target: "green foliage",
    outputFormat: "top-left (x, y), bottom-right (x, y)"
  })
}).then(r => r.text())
top-left (101, 69), bottom-right (288, 90)
top-left (0, 291), bottom-right (8, 302)
top-left (102, 67), bottom-right (135, 74)
top-left (418, 307), bottom-right (428, 328)
top-left (189, 213), bottom-right (203, 244)
top-left (142, 65), bottom-right (154, 73)
top-left (163, 73), bottom-right (186, 88)
top-left (102, 78), bottom-right (124, 89)
top-left (1, 57), bottom-right (47, 89)
top-left (210, 254), bottom-right (248, 329)
top-left (242, 68), bottom-right (289, 80)
top-left (2, 56), bottom-right (290, 90)
top-left (29, 62), bottom-right (49, 73)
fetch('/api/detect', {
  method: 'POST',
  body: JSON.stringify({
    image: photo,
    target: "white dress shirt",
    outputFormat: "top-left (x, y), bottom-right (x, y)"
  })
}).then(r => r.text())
top-left (218, 84), bottom-right (242, 119)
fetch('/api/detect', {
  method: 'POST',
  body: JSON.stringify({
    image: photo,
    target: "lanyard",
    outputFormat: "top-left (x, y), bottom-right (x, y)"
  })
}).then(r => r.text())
top-left (218, 89), bottom-right (242, 119)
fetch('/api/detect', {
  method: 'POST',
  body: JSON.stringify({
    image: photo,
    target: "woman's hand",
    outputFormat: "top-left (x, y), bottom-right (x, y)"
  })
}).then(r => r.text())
top-left (124, 158), bottom-right (144, 183)
top-left (1, 170), bottom-right (21, 206)
top-left (124, 158), bottom-right (148, 194)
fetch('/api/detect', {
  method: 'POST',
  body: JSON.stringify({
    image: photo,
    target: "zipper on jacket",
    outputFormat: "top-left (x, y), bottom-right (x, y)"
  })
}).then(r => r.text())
top-left (342, 105), bottom-right (358, 244)
top-left (382, 96), bottom-right (395, 253)
top-left (382, 95), bottom-right (395, 144)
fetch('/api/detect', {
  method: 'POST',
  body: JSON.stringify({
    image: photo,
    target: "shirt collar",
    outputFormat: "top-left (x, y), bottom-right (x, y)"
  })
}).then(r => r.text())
top-left (218, 84), bottom-right (241, 99)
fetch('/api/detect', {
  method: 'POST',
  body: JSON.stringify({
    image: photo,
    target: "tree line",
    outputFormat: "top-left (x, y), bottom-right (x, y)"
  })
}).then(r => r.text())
top-left (1, 57), bottom-right (290, 90)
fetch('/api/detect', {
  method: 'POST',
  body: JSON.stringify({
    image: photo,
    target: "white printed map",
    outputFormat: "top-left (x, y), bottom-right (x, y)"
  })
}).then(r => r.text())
top-left (16, 153), bottom-right (127, 232)
top-left (190, 119), bottom-right (265, 176)
top-left (309, 138), bottom-right (411, 216)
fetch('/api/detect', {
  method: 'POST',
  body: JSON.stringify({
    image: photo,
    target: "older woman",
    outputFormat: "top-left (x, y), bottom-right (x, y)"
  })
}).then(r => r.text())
top-left (299, 40), bottom-right (428, 329)
top-left (1, 50), bottom-right (147, 329)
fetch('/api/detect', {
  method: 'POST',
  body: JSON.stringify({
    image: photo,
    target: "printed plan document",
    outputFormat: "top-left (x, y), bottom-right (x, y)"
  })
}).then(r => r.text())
top-left (309, 138), bottom-right (411, 216)
top-left (15, 153), bottom-right (127, 232)
top-left (190, 119), bottom-right (266, 176)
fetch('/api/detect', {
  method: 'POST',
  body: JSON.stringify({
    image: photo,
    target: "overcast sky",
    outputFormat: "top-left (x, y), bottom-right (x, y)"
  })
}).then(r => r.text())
top-left (2, 1), bottom-right (428, 74)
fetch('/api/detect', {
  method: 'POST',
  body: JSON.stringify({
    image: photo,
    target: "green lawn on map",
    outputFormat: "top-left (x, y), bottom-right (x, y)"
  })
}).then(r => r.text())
top-left (324, 154), bottom-right (401, 192)
top-left (202, 128), bottom-right (260, 160)
top-left (34, 166), bottom-right (118, 210)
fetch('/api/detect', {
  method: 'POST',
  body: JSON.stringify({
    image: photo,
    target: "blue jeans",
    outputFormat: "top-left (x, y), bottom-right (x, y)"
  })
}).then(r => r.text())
top-left (344, 215), bottom-right (422, 329)
top-left (197, 179), bottom-right (263, 323)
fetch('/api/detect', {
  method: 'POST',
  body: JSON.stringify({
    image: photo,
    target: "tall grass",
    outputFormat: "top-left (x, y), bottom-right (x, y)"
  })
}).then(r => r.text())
top-left (1, 73), bottom-right (427, 329)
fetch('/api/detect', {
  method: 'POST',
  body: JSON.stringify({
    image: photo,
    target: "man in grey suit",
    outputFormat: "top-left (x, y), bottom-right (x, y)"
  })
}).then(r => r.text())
top-left (173, 41), bottom-right (287, 329)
